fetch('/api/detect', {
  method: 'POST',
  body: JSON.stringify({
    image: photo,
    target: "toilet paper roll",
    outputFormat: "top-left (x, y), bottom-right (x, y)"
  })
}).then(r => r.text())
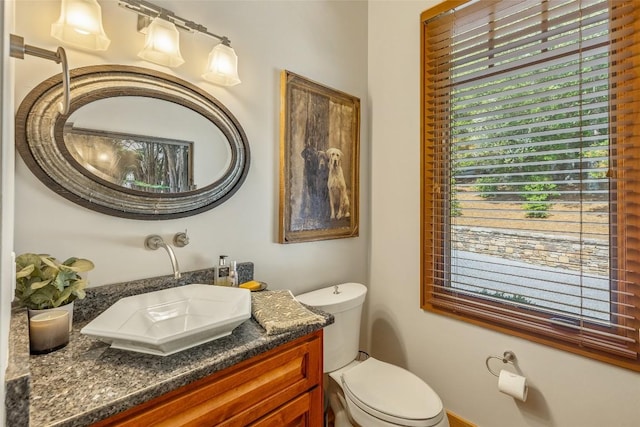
top-left (498, 369), bottom-right (528, 402)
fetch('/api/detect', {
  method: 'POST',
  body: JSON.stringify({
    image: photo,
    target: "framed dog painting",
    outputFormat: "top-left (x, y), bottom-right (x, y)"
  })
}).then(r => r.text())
top-left (278, 70), bottom-right (360, 243)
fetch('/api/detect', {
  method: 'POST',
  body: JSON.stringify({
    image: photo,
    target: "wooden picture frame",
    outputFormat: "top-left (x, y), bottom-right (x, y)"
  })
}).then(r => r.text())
top-left (279, 70), bottom-right (360, 243)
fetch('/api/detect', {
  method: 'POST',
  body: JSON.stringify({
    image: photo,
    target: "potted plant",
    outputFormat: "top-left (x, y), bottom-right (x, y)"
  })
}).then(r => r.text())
top-left (15, 253), bottom-right (94, 329)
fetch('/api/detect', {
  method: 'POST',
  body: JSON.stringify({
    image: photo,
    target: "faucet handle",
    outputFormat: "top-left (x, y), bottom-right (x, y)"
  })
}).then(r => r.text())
top-left (144, 234), bottom-right (164, 250)
top-left (173, 230), bottom-right (190, 247)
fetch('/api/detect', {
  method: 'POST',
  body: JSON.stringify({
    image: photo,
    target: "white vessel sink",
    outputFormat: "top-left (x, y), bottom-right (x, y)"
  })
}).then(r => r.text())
top-left (81, 284), bottom-right (251, 356)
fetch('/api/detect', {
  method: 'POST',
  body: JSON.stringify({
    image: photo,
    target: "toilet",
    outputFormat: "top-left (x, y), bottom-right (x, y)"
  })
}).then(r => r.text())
top-left (296, 283), bottom-right (449, 427)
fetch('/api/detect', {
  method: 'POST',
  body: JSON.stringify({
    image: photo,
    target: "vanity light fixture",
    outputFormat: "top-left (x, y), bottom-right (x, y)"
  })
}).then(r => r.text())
top-left (51, 0), bottom-right (110, 51)
top-left (138, 16), bottom-right (185, 68)
top-left (118, 0), bottom-right (241, 86)
top-left (203, 42), bottom-right (241, 87)
top-left (9, 34), bottom-right (70, 114)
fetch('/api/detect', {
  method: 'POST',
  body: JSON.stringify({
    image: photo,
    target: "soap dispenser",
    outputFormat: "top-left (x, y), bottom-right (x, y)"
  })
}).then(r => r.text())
top-left (214, 255), bottom-right (231, 286)
top-left (229, 260), bottom-right (239, 287)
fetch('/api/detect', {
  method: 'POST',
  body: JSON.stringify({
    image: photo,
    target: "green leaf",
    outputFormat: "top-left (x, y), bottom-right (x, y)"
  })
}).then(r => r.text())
top-left (29, 287), bottom-right (56, 309)
top-left (40, 266), bottom-right (58, 280)
top-left (54, 287), bottom-right (74, 307)
top-left (30, 279), bottom-right (52, 290)
top-left (54, 270), bottom-right (76, 290)
top-left (62, 257), bottom-right (78, 266)
top-left (40, 255), bottom-right (60, 270)
top-left (16, 264), bottom-right (35, 279)
top-left (73, 278), bottom-right (88, 291)
top-left (15, 253), bottom-right (43, 270)
top-left (62, 258), bottom-right (95, 273)
top-left (74, 289), bottom-right (86, 300)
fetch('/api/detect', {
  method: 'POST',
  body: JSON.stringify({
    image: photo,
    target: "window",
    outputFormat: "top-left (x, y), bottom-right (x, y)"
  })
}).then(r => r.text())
top-left (421, 0), bottom-right (640, 370)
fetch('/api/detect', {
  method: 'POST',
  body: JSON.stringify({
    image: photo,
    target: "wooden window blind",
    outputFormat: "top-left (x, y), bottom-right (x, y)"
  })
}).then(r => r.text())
top-left (420, 0), bottom-right (640, 371)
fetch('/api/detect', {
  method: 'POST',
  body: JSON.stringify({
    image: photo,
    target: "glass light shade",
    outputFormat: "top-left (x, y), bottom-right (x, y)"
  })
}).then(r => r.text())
top-left (138, 17), bottom-right (185, 68)
top-left (202, 44), bottom-right (241, 86)
top-left (51, 0), bottom-right (110, 50)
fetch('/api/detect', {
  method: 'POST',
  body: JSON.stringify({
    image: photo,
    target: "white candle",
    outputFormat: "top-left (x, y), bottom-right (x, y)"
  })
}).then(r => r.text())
top-left (29, 310), bottom-right (70, 354)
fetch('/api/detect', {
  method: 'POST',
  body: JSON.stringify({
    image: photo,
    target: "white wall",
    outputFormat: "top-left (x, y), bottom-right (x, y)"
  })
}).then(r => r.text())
top-left (1, 0), bottom-right (14, 423)
top-left (368, 2), bottom-right (640, 427)
top-left (10, 0), bottom-right (369, 293)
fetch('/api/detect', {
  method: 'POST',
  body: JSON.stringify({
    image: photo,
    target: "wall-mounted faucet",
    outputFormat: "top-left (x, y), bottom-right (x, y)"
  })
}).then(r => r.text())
top-left (145, 235), bottom-right (181, 279)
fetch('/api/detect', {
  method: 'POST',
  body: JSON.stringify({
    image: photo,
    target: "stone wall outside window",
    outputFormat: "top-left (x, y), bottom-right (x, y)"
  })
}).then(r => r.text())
top-left (452, 227), bottom-right (609, 277)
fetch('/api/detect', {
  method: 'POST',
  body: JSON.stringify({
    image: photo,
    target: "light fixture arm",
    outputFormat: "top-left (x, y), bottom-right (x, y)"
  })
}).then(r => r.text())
top-left (9, 34), bottom-right (70, 115)
top-left (180, 21), bottom-right (231, 46)
top-left (119, 0), bottom-right (231, 45)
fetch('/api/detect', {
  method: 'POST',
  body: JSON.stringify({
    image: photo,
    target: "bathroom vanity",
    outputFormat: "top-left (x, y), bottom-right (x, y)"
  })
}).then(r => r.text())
top-left (92, 330), bottom-right (323, 426)
top-left (4, 269), bottom-right (332, 426)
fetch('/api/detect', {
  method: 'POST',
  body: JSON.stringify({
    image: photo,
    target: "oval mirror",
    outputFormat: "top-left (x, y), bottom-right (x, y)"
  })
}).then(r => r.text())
top-left (15, 65), bottom-right (250, 220)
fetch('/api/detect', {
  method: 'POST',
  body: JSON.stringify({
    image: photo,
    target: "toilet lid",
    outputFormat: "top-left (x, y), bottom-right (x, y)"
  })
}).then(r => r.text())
top-left (341, 358), bottom-right (444, 426)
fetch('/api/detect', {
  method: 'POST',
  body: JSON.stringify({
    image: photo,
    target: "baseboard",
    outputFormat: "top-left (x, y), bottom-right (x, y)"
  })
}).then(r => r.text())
top-left (329, 405), bottom-right (474, 427)
top-left (447, 410), bottom-right (477, 427)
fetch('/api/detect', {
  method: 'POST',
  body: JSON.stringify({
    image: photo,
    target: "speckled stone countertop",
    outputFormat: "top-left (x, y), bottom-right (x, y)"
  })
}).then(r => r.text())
top-left (5, 266), bottom-right (333, 427)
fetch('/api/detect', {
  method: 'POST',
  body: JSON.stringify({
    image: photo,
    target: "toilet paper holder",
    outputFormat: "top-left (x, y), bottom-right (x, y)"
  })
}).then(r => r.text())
top-left (485, 351), bottom-right (517, 377)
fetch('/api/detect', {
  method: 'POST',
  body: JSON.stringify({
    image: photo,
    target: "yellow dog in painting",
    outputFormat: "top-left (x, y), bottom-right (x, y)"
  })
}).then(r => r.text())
top-left (326, 147), bottom-right (350, 220)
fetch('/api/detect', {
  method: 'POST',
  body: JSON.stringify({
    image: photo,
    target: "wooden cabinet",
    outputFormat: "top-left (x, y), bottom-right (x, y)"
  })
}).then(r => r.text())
top-left (92, 330), bottom-right (323, 427)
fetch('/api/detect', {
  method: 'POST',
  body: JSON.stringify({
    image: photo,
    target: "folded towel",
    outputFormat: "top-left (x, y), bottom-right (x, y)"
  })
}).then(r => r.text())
top-left (251, 289), bottom-right (325, 335)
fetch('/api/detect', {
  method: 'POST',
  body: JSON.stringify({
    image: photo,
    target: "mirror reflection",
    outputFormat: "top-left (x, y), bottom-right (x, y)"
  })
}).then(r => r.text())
top-left (65, 123), bottom-right (195, 193)
top-left (64, 96), bottom-right (231, 193)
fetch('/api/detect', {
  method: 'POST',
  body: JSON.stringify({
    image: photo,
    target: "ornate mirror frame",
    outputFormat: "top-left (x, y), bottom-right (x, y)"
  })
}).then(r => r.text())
top-left (15, 65), bottom-right (250, 220)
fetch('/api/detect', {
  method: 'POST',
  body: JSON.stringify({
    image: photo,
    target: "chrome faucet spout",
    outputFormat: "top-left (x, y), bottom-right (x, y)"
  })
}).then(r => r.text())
top-left (162, 243), bottom-right (181, 279)
top-left (145, 235), bottom-right (181, 279)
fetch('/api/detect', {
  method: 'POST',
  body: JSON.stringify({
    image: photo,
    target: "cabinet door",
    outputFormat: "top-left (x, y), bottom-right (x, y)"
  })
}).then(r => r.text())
top-left (249, 387), bottom-right (322, 427)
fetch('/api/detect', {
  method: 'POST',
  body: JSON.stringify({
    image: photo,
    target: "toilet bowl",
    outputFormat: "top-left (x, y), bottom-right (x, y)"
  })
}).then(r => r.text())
top-left (296, 283), bottom-right (449, 427)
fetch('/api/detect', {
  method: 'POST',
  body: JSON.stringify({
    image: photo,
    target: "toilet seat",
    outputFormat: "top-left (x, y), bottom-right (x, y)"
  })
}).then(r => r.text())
top-left (341, 358), bottom-right (445, 427)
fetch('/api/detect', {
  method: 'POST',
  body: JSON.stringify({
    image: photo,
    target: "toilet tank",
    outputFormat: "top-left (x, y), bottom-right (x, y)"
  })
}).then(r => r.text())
top-left (296, 283), bottom-right (367, 372)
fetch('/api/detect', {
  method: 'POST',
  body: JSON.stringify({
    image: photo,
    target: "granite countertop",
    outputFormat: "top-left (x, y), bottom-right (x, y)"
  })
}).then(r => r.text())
top-left (5, 267), bottom-right (333, 427)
